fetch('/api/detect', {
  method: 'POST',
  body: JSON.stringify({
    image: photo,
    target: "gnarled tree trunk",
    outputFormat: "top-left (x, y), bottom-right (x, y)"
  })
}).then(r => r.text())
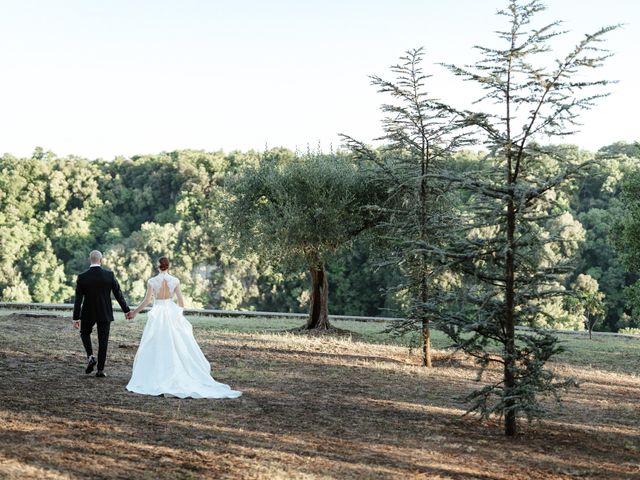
top-left (307, 261), bottom-right (330, 329)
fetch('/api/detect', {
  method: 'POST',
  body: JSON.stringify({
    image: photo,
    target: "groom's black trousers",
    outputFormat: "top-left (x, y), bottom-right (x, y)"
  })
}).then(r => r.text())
top-left (80, 320), bottom-right (111, 371)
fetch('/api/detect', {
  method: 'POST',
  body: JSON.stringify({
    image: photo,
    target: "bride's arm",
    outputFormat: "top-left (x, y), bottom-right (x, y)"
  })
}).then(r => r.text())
top-left (175, 283), bottom-right (185, 308)
top-left (130, 285), bottom-right (154, 318)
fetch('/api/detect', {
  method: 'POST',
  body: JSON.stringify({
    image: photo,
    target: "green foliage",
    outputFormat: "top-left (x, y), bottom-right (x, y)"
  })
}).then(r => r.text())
top-left (463, 331), bottom-right (577, 421)
top-left (571, 146), bottom-right (639, 331)
top-left (618, 327), bottom-right (640, 335)
top-left (343, 47), bottom-right (471, 366)
top-left (0, 146), bottom-right (635, 333)
top-left (432, 0), bottom-right (618, 434)
top-left (0, 148), bottom-right (396, 317)
top-left (326, 237), bottom-right (402, 316)
top-left (567, 274), bottom-right (606, 334)
top-left (612, 162), bottom-right (640, 329)
top-left (223, 151), bottom-right (380, 327)
top-left (224, 151), bottom-right (377, 268)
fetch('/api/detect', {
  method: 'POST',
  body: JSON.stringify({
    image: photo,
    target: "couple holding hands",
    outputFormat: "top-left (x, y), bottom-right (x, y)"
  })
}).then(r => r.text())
top-left (72, 250), bottom-right (241, 399)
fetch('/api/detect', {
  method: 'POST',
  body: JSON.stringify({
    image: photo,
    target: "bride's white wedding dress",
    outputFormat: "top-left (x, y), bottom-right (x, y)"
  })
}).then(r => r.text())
top-left (126, 272), bottom-right (241, 399)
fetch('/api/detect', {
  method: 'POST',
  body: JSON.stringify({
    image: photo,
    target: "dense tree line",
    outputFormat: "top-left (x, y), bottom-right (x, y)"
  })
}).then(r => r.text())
top-left (0, 142), bottom-right (637, 332)
top-left (0, 148), bottom-right (393, 316)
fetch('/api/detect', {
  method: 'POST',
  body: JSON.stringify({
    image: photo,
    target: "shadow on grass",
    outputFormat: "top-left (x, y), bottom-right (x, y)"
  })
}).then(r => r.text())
top-left (1, 315), bottom-right (639, 479)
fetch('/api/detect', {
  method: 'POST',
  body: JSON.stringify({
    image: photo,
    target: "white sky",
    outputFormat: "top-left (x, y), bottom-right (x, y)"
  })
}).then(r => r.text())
top-left (0, 0), bottom-right (637, 160)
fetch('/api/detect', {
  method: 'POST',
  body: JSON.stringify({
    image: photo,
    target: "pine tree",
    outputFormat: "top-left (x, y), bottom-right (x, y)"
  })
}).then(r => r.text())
top-left (343, 48), bottom-right (471, 367)
top-left (435, 0), bottom-right (619, 435)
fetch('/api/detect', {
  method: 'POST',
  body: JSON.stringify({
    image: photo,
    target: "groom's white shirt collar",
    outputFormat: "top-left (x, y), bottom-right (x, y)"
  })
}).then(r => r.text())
top-left (90, 263), bottom-right (102, 268)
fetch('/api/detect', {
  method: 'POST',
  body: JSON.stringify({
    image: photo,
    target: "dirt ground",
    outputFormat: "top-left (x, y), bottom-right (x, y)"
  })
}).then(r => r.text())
top-left (0, 314), bottom-right (639, 480)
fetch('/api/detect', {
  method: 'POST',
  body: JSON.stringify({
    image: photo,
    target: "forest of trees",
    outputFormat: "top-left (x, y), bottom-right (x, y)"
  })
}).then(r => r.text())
top-left (0, 142), bottom-right (638, 333)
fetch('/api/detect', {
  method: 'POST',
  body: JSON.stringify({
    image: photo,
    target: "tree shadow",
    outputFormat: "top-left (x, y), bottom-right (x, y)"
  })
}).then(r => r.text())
top-left (1, 315), bottom-right (639, 479)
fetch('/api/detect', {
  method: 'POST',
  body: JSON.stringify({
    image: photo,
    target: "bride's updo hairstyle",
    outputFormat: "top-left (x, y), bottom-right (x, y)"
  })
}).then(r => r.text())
top-left (158, 256), bottom-right (170, 271)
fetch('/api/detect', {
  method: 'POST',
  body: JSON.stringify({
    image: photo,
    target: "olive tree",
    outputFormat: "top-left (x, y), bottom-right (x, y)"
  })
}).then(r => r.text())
top-left (223, 151), bottom-right (379, 329)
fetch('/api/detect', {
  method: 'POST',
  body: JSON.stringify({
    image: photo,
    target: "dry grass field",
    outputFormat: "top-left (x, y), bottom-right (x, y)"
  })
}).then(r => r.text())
top-left (0, 311), bottom-right (639, 479)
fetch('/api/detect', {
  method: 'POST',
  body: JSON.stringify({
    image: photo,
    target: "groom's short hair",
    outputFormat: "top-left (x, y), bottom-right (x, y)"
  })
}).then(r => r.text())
top-left (89, 250), bottom-right (103, 263)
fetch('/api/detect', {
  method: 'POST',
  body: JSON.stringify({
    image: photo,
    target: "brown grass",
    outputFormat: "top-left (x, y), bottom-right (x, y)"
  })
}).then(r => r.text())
top-left (0, 314), bottom-right (639, 479)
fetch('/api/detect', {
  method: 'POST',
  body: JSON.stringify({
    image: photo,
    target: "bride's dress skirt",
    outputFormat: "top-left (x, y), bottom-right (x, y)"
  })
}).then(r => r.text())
top-left (126, 300), bottom-right (242, 399)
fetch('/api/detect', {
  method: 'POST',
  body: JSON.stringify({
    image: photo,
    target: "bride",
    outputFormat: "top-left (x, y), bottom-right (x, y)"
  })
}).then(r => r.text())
top-left (126, 256), bottom-right (241, 399)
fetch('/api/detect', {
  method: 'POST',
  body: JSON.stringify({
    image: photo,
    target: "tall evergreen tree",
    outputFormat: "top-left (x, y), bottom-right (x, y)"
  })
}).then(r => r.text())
top-left (342, 48), bottom-right (470, 366)
top-left (435, 0), bottom-right (619, 435)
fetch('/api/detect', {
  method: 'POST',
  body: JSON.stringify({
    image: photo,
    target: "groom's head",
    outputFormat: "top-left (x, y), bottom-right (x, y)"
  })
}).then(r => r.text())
top-left (89, 250), bottom-right (103, 265)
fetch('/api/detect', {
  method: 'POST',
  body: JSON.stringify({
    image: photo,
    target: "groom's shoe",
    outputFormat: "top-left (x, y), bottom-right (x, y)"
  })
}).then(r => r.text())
top-left (85, 356), bottom-right (97, 374)
top-left (95, 371), bottom-right (107, 378)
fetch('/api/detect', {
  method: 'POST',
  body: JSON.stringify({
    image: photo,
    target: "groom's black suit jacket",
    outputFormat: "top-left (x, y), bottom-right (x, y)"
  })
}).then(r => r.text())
top-left (73, 266), bottom-right (130, 323)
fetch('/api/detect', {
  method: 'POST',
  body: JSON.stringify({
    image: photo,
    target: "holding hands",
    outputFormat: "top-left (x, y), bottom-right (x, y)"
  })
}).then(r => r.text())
top-left (126, 282), bottom-right (154, 321)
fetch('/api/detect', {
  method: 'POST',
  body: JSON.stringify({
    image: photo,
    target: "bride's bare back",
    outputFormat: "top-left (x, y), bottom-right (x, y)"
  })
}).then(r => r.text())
top-left (156, 278), bottom-right (172, 300)
top-left (132, 271), bottom-right (185, 313)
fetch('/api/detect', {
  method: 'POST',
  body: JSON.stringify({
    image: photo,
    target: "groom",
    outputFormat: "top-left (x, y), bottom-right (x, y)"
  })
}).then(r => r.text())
top-left (72, 250), bottom-right (131, 377)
